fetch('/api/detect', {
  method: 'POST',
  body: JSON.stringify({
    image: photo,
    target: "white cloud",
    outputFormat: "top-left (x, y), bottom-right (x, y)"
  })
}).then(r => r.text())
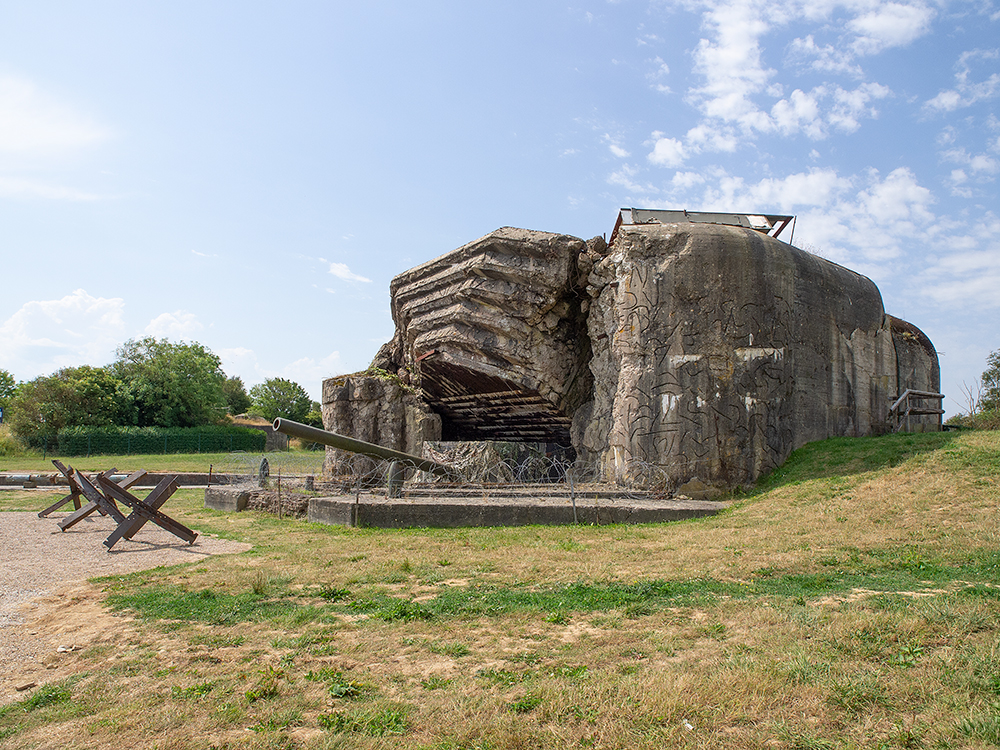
top-left (328, 262), bottom-right (372, 283)
top-left (942, 148), bottom-right (1000, 175)
top-left (607, 163), bottom-right (658, 193)
top-left (0, 75), bottom-right (112, 202)
top-left (856, 167), bottom-right (934, 224)
top-left (691, 168), bottom-right (850, 218)
top-left (948, 168), bottom-right (970, 198)
top-left (144, 310), bottom-right (204, 339)
top-left (924, 89), bottom-right (963, 112)
top-left (658, 1), bottom-right (903, 155)
top-left (218, 347), bottom-right (344, 401)
top-left (828, 83), bottom-right (891, 132)
top-left (0, 176), bottom-right (104, 201)
top-left (847, 2), bottom-right (935, 56)
top-left (603, 133), bottom-right (630, 158)
top-left (771, 88), bottom-right (824, 138)
top-left (667, 165), bottom-right (936, 267)
top-left (0, 75), bottom-right (110, 160)
top-left (936, 126), bottom-right (958, 147)
top-left (687, 0), bottom-right (776, 135)
top-left (918, 216), bottom-right (1000, 310)
top-left (0, 289), bottom-right (126, 378)
top-left (672, 171), bottom-right (705, 189)
top-left (787, 35), bottom-right (863, 77)
top-left (685, 123), bottom-right (738, 152)
top-left (924, 49), bottom-right (1000, 113)
top-left (278, 351), bottom-right (346, 399)
top-left (646, 55), bottom-right (672, 93)
top-left (647, 134), bottom-right (687, 166)
top-left (217, 347), bottom-right (258, 377)
top-left (750, 168), bottom-right (852, 207)
top-left (755, 81), bottom-right (891, 140)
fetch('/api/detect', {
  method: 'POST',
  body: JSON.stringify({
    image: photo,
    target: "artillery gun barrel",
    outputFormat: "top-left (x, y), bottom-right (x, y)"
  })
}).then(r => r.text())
top-left (272, 418), bottom-right (456, 478)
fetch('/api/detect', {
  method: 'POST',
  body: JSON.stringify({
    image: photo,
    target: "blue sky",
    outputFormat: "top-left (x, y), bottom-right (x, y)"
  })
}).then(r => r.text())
top-left (0, 1), bottom-right (997, 417)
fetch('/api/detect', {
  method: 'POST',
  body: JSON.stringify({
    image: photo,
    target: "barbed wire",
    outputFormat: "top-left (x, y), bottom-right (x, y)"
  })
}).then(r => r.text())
top-left (211, 451), bottom-right (326, 491)
top-left (213, 446), bottom-right (715, 502)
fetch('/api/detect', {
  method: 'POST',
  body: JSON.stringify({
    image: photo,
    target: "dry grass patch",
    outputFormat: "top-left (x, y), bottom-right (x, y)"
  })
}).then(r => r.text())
top-left (2, 430), bottom-right (999, 748)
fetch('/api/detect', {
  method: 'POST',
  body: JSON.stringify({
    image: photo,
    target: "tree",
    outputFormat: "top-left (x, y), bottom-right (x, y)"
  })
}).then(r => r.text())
top-left (982, 349), bottom-right (1000, 412)
top-left (305, 400), bottom-right (324, 428)
top-left (0, 369), bottom-right (14, 422)
top-left (111, 337), bottom-right (227, 427)
top-left (249, 378), bottom-right (312, 422)
top-left (7, 366), bottom-right (131, 446)
top-left (222, 376), bottom-right (252, 416)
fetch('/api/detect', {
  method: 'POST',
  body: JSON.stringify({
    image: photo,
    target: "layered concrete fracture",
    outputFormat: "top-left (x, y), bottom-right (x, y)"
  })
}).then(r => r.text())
top-left (323, 212), bottom-right (941, 494)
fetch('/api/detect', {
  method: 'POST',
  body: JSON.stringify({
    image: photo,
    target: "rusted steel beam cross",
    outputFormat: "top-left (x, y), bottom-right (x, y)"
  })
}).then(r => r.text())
top-left (56, 469), bottom-right (146, 531)
top-left (38, 460), bottom-right (85, 518)
top-left (97, 475), bottom-right (196, 550)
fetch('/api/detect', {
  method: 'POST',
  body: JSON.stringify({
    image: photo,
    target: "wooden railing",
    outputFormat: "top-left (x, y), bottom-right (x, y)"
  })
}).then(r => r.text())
top-left (888, 389), bottom-right (945, 433)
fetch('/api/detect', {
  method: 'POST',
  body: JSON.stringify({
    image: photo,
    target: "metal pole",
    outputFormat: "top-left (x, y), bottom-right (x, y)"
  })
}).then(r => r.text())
top-left (568, 465), bottom-right (578, 524)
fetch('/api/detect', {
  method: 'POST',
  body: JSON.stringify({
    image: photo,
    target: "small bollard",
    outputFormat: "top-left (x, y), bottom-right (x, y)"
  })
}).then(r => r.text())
top-left (386, 461), bottom-right (404, 498)
top-left (305, 475), bottom-right (314, 491)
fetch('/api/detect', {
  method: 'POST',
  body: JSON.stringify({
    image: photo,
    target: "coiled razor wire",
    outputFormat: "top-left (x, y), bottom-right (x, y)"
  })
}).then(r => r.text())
top-left (211, 451), bottom-right (326, 491)
top-left (212, 446), bottom-right (715, 503)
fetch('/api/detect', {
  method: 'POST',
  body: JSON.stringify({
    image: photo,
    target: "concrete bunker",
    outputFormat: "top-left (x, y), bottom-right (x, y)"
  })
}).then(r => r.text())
top-left (323, 209), bottom-right (941, 496)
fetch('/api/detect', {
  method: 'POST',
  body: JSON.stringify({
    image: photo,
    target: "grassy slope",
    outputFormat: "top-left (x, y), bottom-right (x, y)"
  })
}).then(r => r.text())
top-left (1, 429), bottom-right (999, 749)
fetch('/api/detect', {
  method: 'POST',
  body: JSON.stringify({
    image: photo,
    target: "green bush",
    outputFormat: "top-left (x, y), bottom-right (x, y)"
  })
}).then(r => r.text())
top-left (0, 425), bottom-right (23, 456)
top-left (947, 409), bottom-right (1000, 431)
top-left (55, 425), bottom-right (266, 456)
top-left (969, 409), bottom-right (1000, 430)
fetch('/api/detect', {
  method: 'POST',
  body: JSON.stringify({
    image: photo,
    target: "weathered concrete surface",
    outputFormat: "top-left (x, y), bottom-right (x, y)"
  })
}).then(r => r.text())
top-left (204, 487), bottom-right (249, 512)
top-left (307, 495), bottom-right (724, 528)
top-left (321, 373), bottom-right (441, 476)
top-left (375, 227), bottom-right (593, 443)
top-left (889, 315), bottom-right (942, 432)
top-left (581, 222), bottom-right (900, 489)
top-left (322, 217), bottom-right (940, 495)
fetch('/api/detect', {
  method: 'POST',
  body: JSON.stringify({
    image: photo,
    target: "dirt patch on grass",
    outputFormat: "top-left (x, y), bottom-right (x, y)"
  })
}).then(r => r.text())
top-left (0, 511), bottom-right (250, 702)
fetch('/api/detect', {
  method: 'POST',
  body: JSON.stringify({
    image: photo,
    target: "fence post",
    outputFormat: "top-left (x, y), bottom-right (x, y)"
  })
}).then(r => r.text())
top-left (164, 434), bottom-right (168, 454)
top-left (568, 464), bottom-right (578, 524)
top-left (87, 435), bottom-right (92, 458)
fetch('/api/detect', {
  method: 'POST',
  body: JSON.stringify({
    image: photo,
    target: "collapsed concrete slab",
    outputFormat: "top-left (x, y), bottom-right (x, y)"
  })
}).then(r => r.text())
top-left (323, 210), bottom-right (941, 495)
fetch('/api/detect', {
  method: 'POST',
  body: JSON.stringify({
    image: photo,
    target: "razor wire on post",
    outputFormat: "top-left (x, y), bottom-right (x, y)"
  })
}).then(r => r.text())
top-left (202, 419), bottom-right (726, 518)
top-left (212, 446), bottom-right (713, 504)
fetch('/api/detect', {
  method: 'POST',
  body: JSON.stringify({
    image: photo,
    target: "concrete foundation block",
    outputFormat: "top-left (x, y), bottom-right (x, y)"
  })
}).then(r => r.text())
top-left (308, 498), bottom-right (357, 526)
top-left (305, 496), bottom-right (721, 529)
top-left (204, 488), bottom-right (249, 512)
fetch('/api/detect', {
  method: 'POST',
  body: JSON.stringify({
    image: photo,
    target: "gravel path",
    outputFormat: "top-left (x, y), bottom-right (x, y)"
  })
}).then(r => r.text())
top-left (0, 510), bottom-right (251, 689)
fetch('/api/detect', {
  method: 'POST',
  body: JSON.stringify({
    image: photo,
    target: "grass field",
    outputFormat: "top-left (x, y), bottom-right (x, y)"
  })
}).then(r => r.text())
top-left (1, 429), bottom-right (999, 749)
